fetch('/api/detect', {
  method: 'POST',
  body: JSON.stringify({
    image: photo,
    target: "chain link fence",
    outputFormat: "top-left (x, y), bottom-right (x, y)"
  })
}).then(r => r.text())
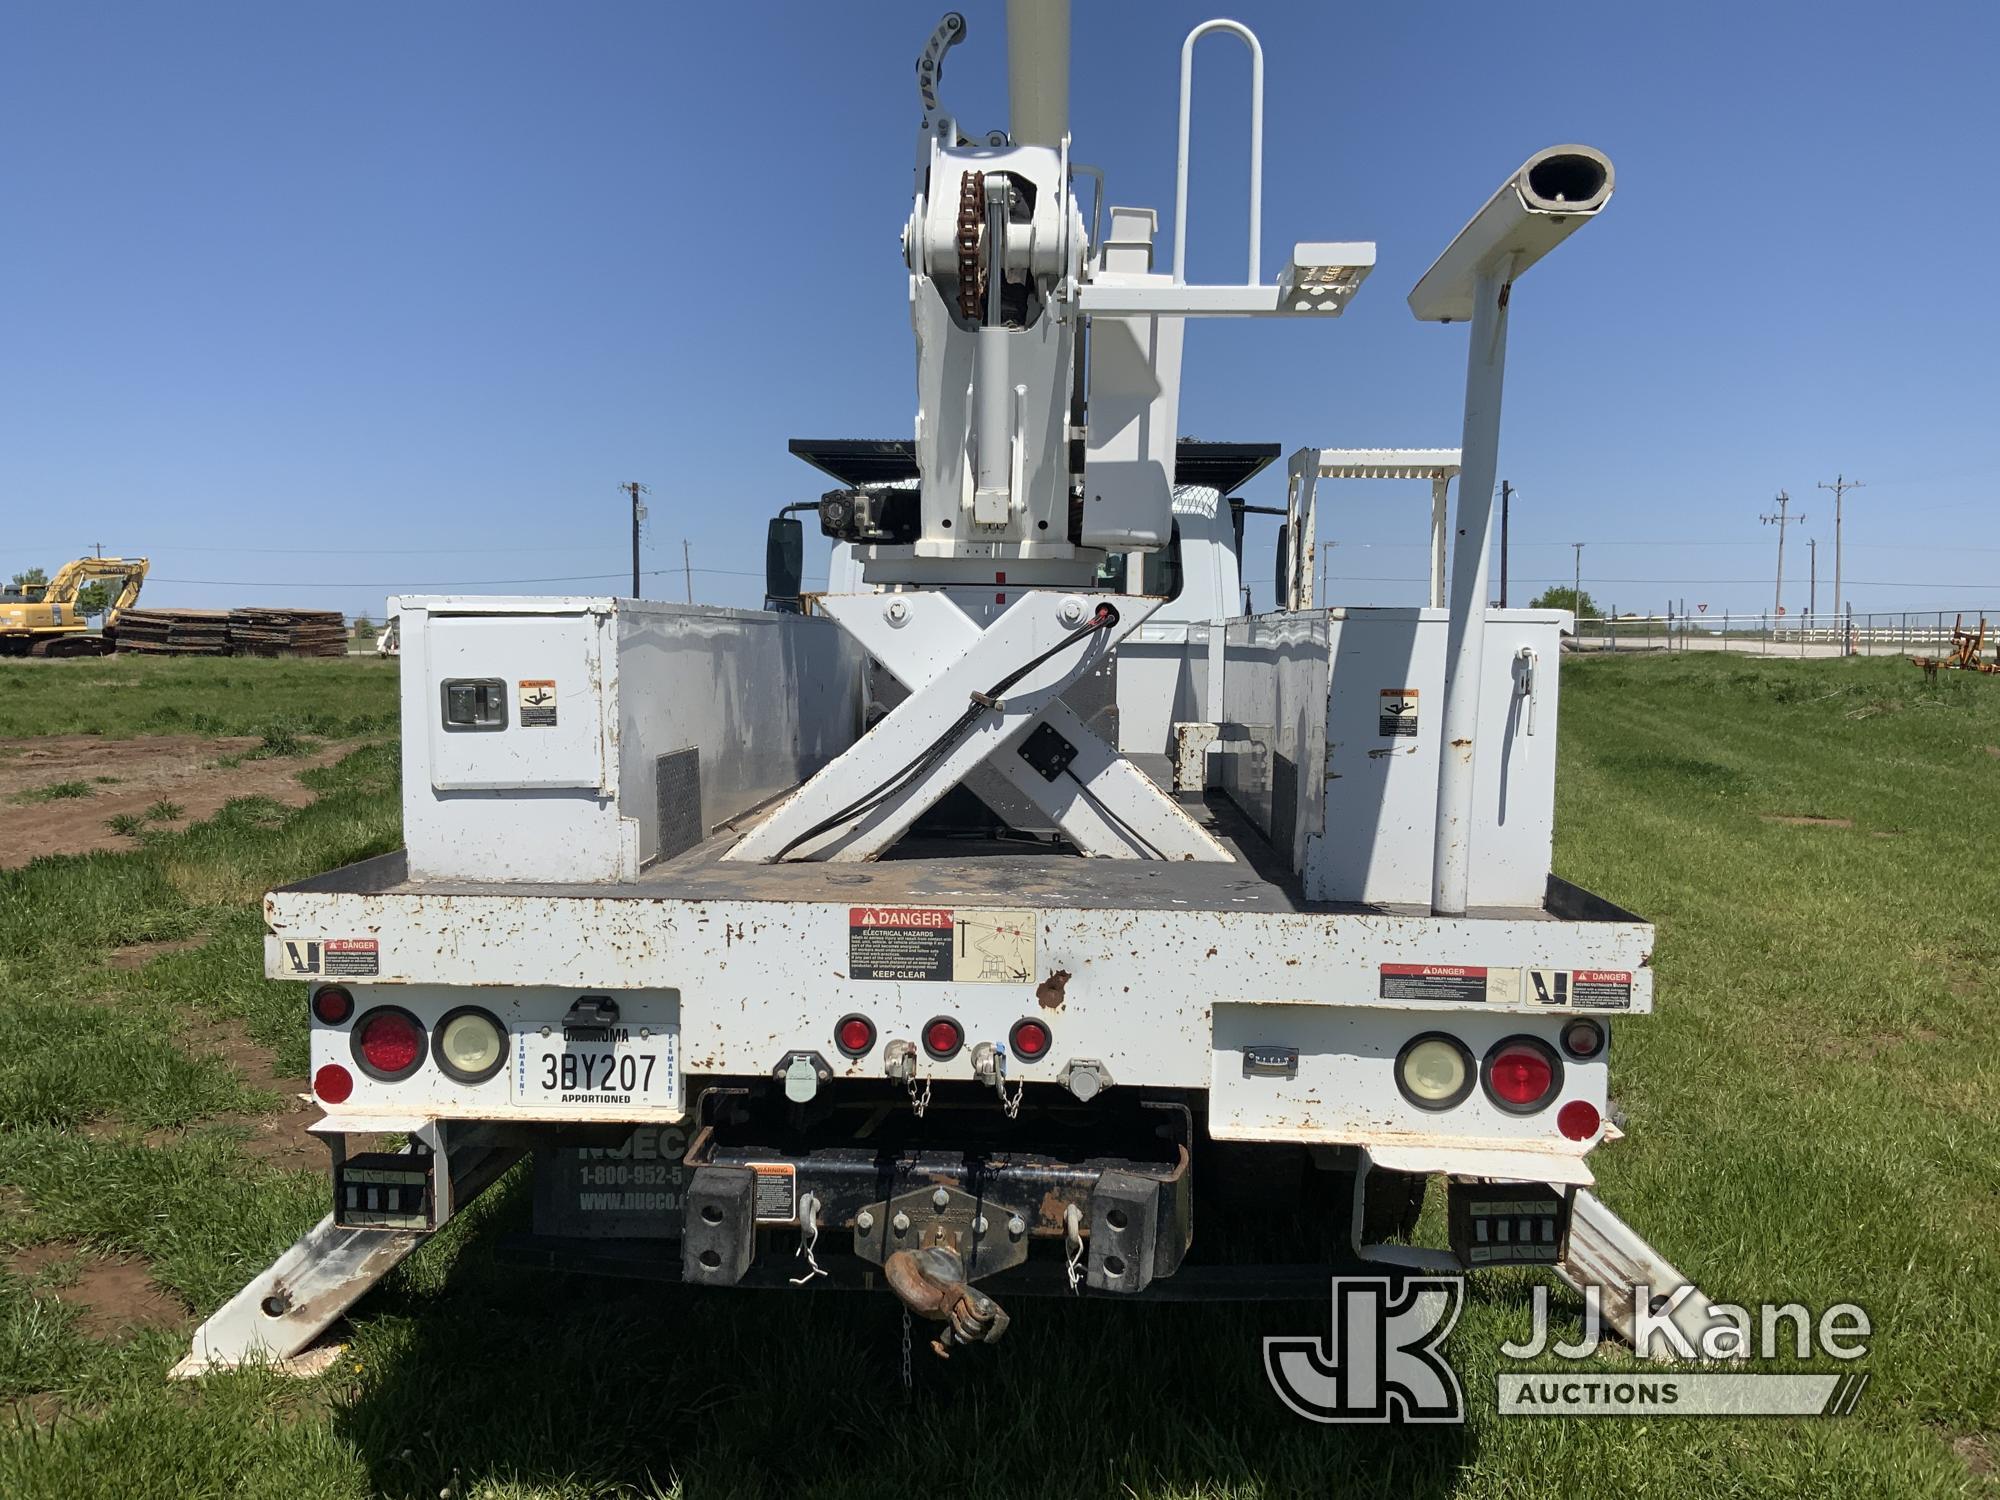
top-left (1572, 609), bottom-right (1994, 660)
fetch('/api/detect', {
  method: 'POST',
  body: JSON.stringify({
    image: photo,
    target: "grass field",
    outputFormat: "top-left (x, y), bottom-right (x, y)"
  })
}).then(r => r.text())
top-left (0, 651), bottom-right (1994, 1499)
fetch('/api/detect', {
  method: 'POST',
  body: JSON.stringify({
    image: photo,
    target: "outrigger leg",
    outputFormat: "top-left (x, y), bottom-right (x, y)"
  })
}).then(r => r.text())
top-left (172, 1119), bottom-right (519, 1378)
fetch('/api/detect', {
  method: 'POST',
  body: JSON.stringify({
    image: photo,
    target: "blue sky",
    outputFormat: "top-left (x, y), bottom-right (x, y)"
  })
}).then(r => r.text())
top-left (4, 1), bottom-right (1995, 622)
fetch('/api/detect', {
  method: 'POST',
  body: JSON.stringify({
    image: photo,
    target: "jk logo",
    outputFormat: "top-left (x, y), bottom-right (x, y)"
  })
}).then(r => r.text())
top-left (1264, 1276), bottom-right (1466, 1423)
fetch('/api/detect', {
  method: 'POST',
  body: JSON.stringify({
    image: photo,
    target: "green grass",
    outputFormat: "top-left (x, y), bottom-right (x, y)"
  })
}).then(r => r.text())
top-left (0, 654), bottom-right (396, 740)
top-left (8, 781), bottom-right (93, 805)
top-left (0, 653), bottom-right (1994, 1498)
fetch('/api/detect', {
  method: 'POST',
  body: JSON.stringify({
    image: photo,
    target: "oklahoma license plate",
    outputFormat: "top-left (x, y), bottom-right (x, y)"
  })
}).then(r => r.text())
top-left (510, 1023), bottom-right (679, 1109)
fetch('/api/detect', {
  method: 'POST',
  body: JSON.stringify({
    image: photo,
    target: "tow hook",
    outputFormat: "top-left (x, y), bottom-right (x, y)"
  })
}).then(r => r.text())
top-left (883, 1245), bottom-right (1010, 1358)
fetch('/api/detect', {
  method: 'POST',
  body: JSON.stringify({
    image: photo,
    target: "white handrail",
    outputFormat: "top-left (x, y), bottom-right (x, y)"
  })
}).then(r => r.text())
top-left (1173, 18), bottom-right (1263, 287)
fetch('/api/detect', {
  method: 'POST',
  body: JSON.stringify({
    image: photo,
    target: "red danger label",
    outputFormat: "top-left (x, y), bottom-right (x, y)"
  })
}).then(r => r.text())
top-left (848, 908), bottom-right (955, 981)
top-left (323, 938), bottom-right (379, 977)
top-left (846, 907), bottom-right (1035, 983)
top-left (1379, 963), bottom-right (1488, 1004)
top-left (851, 908), bottom-right (952, 929)
top-left (1572, 970), bottom-right (1633, 1009)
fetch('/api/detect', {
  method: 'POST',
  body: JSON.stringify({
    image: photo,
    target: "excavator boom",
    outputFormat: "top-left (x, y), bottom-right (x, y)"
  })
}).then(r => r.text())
top-left (0, 556), bottom-right (150, 655)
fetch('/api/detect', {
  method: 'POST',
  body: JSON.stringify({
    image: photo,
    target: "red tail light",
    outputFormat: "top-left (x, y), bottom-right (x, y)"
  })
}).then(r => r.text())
top-left (1482, 1037), bottom-right (1561, 1113)
top-left (834, 1014), bottom-right (876, 1058)
top-left (1009, 1018), bottom-right (1051, 1060)
top-left (311, 985), bottom-right (354, 1025)
top-left (313, 1063), bottom-right (354, 1103)
top-left (353, 1008), bottom-right (425, 1080)
top-left (922, 1016), bottom-right (963, 1060)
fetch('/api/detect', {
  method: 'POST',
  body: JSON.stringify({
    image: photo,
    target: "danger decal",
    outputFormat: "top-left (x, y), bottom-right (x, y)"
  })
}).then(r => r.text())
top-left (847, 907), bottom-right (1035, 983)
top-left (279, 938), bottom-right (380, 978)
top-left (1379, 687), bottom-right (1419, 738)
top-left (518, 679), bottom-right (557, 727)
top-left (1379, 963), bottom-right (1487, 1004)
top-left (1571, 969), bottom-right (1634, 1009)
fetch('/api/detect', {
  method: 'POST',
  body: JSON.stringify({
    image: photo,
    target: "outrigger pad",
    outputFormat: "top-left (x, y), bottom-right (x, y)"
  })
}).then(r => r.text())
top-left (681, 1167), bottom-right (756, 1287)
top-left (1086, 1170), bottom-right (1164, 1294)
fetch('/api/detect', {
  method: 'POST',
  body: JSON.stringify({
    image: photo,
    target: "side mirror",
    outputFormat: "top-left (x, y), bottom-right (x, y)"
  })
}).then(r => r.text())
top-left (765, 516), bottom-right (805, 612)
top-left (1273, 522), bottom-right (1291, 613)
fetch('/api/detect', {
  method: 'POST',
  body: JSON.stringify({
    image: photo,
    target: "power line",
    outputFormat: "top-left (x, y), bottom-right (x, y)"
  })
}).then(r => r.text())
top-left (148, 566), bottom-right (823, 588)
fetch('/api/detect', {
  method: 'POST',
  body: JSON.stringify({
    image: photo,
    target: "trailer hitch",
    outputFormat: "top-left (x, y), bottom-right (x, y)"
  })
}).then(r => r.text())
top-left (884, 1245), bottom-right (1010, 1357)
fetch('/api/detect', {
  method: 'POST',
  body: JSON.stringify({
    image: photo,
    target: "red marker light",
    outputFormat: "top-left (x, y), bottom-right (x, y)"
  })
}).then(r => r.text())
top-left (834, 1014), bottom-right (876, 1058)
top-left (922, 1017), bottom-right (963, 1060)
top-left (354, 1009), bottom-right (424, 1079)
top-left (1009, 1018), bottom-right (1051, 1060)
top-left (311, 985), bottom-right (354, 1025)
top-left (1557, 1100), bottom-right (1601, 1140)
top-left (313, 1063), bottom-right (354, 1104)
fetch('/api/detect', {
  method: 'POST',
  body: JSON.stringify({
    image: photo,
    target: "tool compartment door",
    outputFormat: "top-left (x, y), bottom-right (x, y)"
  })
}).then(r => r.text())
top-left (424, 612), bottom-right (609, 792)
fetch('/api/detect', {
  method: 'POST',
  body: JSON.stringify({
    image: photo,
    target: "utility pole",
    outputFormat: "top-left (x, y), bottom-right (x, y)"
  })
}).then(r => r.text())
top-left (1571, 541), bottom-right (1584, 613)
top-left (682, 539), bottom-right (693, 604)
top-left (1760, 490), bottom-right (1804, 617)
top-left (1808, 537), bottom-right (1817, 620)
top-left (620, 482), bottom-right (649, 598)
top-left (1498, 481), bottom-right (1511, 607)
top-left (1818, 474), bottom-right (1862, 618)
top-left (92, 541), bottom-right (103, 558)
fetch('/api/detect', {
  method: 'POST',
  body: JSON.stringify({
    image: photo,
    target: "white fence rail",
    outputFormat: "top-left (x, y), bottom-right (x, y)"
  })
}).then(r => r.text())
top-left (1573, 610), bottom-right (1993, 660)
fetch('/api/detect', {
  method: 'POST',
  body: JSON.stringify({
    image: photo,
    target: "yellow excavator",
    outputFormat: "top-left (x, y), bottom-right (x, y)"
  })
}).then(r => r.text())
top-left (0, 556), bottom-right (150, 656)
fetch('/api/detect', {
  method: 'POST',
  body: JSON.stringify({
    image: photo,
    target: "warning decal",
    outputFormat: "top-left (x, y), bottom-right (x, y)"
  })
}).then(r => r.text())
top-left (518, 679), bottom-right (557, 727)
top-left (748, 1162), bottom-right (797, 1223)
top-left (1380, 963), bottom-right (1488, 1003)
top-left (848, 907), bottom-right (1035, 983)
top-left (278, 938), bottom-right (380, 977)
top-left (1379, 688), bottom-right (1419, 738)
top-left (323, 938), bottom-right (380, 976)
top-left (1572, 970), bottom-right (1634, 1009)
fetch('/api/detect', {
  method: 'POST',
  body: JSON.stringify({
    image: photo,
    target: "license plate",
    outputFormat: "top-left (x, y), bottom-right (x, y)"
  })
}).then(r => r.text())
top-left (510, 1024), bottom-right (679, 1109)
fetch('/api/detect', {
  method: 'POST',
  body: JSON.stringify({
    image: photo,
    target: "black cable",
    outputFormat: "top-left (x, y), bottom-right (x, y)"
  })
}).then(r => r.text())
top-left (1061, 765), bottom-right (1166, 860)
top-left (773, 603), bottom-right (1119, 859)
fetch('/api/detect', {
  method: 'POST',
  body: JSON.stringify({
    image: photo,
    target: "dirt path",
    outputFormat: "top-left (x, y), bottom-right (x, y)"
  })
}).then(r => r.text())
top-left (0, 735), bottom-right (356, 868)
top-left (7, 1243), bottom-right (187, 1339)
top-left (169, 1010), bottom-right (322, 1172)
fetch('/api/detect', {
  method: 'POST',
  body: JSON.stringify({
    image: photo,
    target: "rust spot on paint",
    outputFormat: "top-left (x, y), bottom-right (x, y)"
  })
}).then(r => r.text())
top-left (1035, 969), bottom-right (1071, 1011)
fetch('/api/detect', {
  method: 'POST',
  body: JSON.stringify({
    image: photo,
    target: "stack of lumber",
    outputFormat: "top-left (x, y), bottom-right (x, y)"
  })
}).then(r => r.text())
top-left (115, 608), bottom-right (233, 655)
top-left (227, 608), bottom-right (348, 658)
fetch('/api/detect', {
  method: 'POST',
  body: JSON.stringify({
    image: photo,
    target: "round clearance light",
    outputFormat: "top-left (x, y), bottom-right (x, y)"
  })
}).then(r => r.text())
top-left (351, 1007), bottom-right (425, 1082)
top-left (922, 1016), bottom-right (964, 1061)
top-left (433, 1007), bottom-right (506, 1083)
top-left (1483, 1037), bottom-right (1563, 1114)
top-left (1560, 1017), bottom-right (1605, 1060)
top-left (311, 985), bottom-right (354, 1026)
top-left (1009, 1018), bottom-right (1052, 1061)
top-left (1395, 1033), bottom-right (1475, 1110)
top-left (313, 1063), bottom-right (354, 1104)
top-left (1558, 1099), bottom-right (1602, 1141)
top-left (834, 1013), bottom-right (877, 1059)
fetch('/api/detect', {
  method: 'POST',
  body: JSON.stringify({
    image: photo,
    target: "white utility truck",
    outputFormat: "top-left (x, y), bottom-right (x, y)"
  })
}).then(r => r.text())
top-left (182, 2), bottom-right (1714, 1375)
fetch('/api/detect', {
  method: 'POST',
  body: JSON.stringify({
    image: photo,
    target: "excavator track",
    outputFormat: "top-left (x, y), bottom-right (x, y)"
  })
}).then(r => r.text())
top-left (29, 634), bottom-right (112, 658)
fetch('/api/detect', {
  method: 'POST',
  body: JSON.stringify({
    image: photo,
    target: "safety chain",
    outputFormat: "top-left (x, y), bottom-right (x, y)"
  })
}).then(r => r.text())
top-left (1063, 1202), bottom-right (1085, 1294)
top-left (907, 1074), bottom-right (932, 1118)
top-left (900, 1306), bottom-right (914, 1393)
top-left (999, 1075), bottom-right (1025, 1119)
top-left (789, 1192), bottom-right (827, 1286)
top-left (956, 170), bottom-right (985, 321)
